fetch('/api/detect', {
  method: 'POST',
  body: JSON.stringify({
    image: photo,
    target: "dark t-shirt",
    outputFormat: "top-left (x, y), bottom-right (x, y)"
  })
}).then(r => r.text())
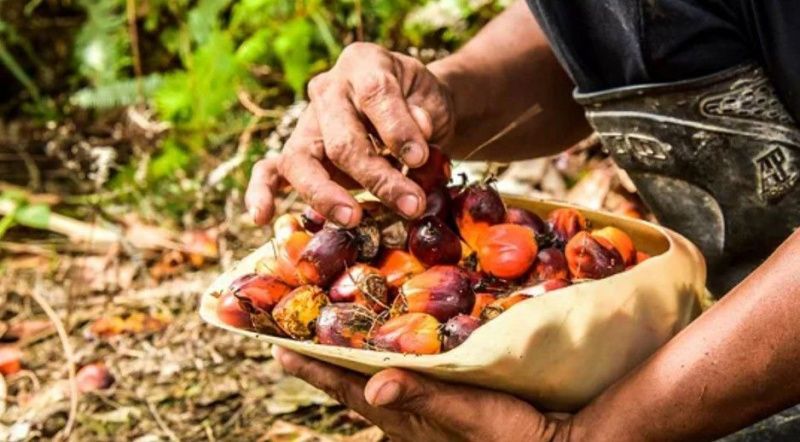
top-left (525, 0), bottom-right (800, 122)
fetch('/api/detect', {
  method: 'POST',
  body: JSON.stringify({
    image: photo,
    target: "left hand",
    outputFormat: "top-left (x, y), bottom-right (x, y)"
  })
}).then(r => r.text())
top-left (271, 347), bottom-right (572, 442)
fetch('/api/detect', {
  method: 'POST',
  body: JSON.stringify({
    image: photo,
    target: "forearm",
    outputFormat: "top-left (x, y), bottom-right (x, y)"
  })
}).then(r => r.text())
top-left (428, 0), bottom-right (590, 161)
top-left (571, 229), bottom-right (800, 441)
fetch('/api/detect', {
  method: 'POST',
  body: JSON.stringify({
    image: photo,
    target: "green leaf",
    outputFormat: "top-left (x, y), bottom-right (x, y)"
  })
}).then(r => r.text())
top-left (15, 204), bottom-right (50, 229)
top-left (274, 18), bottom-right (315, 98)
top-left (235, 28), bottom-right (274, 64)
top-left (148, 138), bottom-right (191, 180)
top-left (188, 0), bottom-right (232, 45)
top-left (70, 74), bottom-right (163, 109)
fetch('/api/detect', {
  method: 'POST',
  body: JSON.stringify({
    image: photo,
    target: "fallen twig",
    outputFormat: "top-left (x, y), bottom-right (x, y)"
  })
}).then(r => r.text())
top-left (30, 279), bottom-right (78, 441)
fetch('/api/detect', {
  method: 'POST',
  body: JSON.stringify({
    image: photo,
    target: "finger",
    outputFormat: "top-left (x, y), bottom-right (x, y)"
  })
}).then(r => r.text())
top-left (272, 347), bottom-right (402, 426)
top-left (280, 108), bottom-right (363, 227)
top-left (310, 98), bottom-right (426, 219)
top-left (279, 142), bottom-right (362, 227)
top-left (348, 70), bottom-right (429, 167)
top-left (245, 156), bottom-right (282, 225)
top-left (364, 368), bottom-right (558, 440)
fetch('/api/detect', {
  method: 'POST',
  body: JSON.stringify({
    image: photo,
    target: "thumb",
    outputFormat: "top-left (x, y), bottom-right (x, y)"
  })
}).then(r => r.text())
top-left (364, 368), bottom-right (460, 416)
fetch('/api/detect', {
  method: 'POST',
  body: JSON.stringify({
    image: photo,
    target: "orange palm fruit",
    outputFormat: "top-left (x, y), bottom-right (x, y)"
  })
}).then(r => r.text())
top-left (592, 226), bottom-right (636, 266)
top-left (470, 293), bottom-right (498, 318)
top-left (452, 182), bottom-right (507, 250)
top-left (370, 313), bottom-right (442, 355)
top-left (476, 224), bottom-right (538, 280)
top-left (377, 249), bottom-right (426, 288)
top-left (316, 303), bottom-right (379, 349)
top-left (397, 266), bottom-right (475, 322)
top-left (256, 230), bottom-right (312, 287)
top-left (272, 285), bottom-right (329, 339)
top-left (531, 248), bottom-right (569, 281)
top-left (230, 273), bottom-right (292, 313)
top-left (273, 213), bottom-right (304, 244)
top-left (296, 228), bottom-right (358, 287)
top-left (329, 264), bottom-right (390, 312)
top-left (547, 208), bottom-right (587, 246)
top-left (565, 231), bottom-right (625, 279)
top-left (217, 292), bottom-right (252, 329)
top-left (480, 294), bottom-right (531, 321)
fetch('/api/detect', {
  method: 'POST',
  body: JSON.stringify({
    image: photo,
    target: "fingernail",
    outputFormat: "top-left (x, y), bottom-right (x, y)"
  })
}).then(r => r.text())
top-left (396, 194), bottom-right (420, 217)
top-left (332, 205), bottom-right (354, 226)
top-left (401, 143), bottom-right (425, 167)
top-left (369, 381), bottom-right (401, 407)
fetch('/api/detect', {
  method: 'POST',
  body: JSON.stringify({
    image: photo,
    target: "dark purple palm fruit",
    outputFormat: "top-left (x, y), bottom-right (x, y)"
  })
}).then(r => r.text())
top-left (452, 181), bottom-right (507, 250)
top-left (397, 266), bottom-right (475, 322)
top-left (505, 207), bottom-right (552, 246)
top-left (424, 186), bottom-right (453, 221)
top-left (316, 303), bottom-right (379, 349)
top-left (297, 227), bottom-right (358, 287)
top-left (408, 216), bottom-right (462, 266)
top-left (442, 314), bottom-right (481, 351)
top-left (407, 146), bottom-right (452, 193)
top-left (300, 206), bottom-right (326, 233)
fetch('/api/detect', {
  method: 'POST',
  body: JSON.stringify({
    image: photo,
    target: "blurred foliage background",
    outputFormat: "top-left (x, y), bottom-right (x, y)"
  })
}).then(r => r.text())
top-left (0, 0), bottom-right (509, 230)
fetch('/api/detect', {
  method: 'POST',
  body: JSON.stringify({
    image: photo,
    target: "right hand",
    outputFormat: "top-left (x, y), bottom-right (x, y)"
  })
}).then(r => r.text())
top-left (245, 42), bottom-right (456, 228)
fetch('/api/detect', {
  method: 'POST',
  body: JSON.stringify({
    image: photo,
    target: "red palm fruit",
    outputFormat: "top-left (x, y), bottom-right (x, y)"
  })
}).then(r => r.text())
top-left (636, 251), bottom-right (651, 264)
top-left (442, 314), bottom-right (481, 351)
top-left (217, 292), bottom-right (252, 329)
top-left (230, 273), bottom-right (292, 313)
top-left (547, 208), bottom-right (588, 246)
top-left (370, 313), bottom-right (442, 355)
top-left (316, 303), bottom-right (379, 349)
top-left (470, 293), bottom-right (498, 318)
top-left (407, 146), bottom-right (452, 193)
top-left (592, 226), bottom-right (636, 266)
top-left (453, 183), bottom-right (507, 249)
top-left (300, 206), bottom-right (326, 233)
top-left (398, 266), bottom-right (474, 322)
top-left (408, 216), bottom-right (462, 266)
top-left (329, 264), bottom-right (390, 312)
top-left (378, 249), bottom-right (426, 288)
top-left (0, 346), bottom-right (22, 376)
top-left (272, 285), bottom-right (329, 339)
top-left (532, 248), bottom-right (569, 281)
top-left (273, 213), bottom-right (304, 244)
top-left (424, 186), bottom-right (453, 222)
top-left (297, 228), bottom-right (358, 287)
top-left (256, 231), bottom-right (312, 287)
top-left (518, 278), bottom-right (572, 297)
top-left (505, 207), bottom-right (548, 239)
top-left (76, 362), bottom-right (115, 393)
top-left (480, 294), bottom-right (531, 321)
top-left (477, 224), bottom-right (538, 280)
top-left (565, 231), bottom-right (625, 279)
top-left (467, 271), bottom-right (510, 294)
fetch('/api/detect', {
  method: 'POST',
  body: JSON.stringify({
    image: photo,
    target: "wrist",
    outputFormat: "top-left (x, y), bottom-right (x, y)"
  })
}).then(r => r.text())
top-left (428, 56), bottom-right (490, 134)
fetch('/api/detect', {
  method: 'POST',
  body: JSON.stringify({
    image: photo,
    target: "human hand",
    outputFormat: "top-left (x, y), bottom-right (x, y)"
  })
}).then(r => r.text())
top-left (271, 346), bottom-right (572, 442)
top-left (245, 42), bottom-right (456, 228)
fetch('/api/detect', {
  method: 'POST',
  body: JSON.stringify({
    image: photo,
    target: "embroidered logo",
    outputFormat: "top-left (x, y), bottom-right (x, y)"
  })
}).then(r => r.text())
top-left (754, 145), bottom-right (798, 203)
